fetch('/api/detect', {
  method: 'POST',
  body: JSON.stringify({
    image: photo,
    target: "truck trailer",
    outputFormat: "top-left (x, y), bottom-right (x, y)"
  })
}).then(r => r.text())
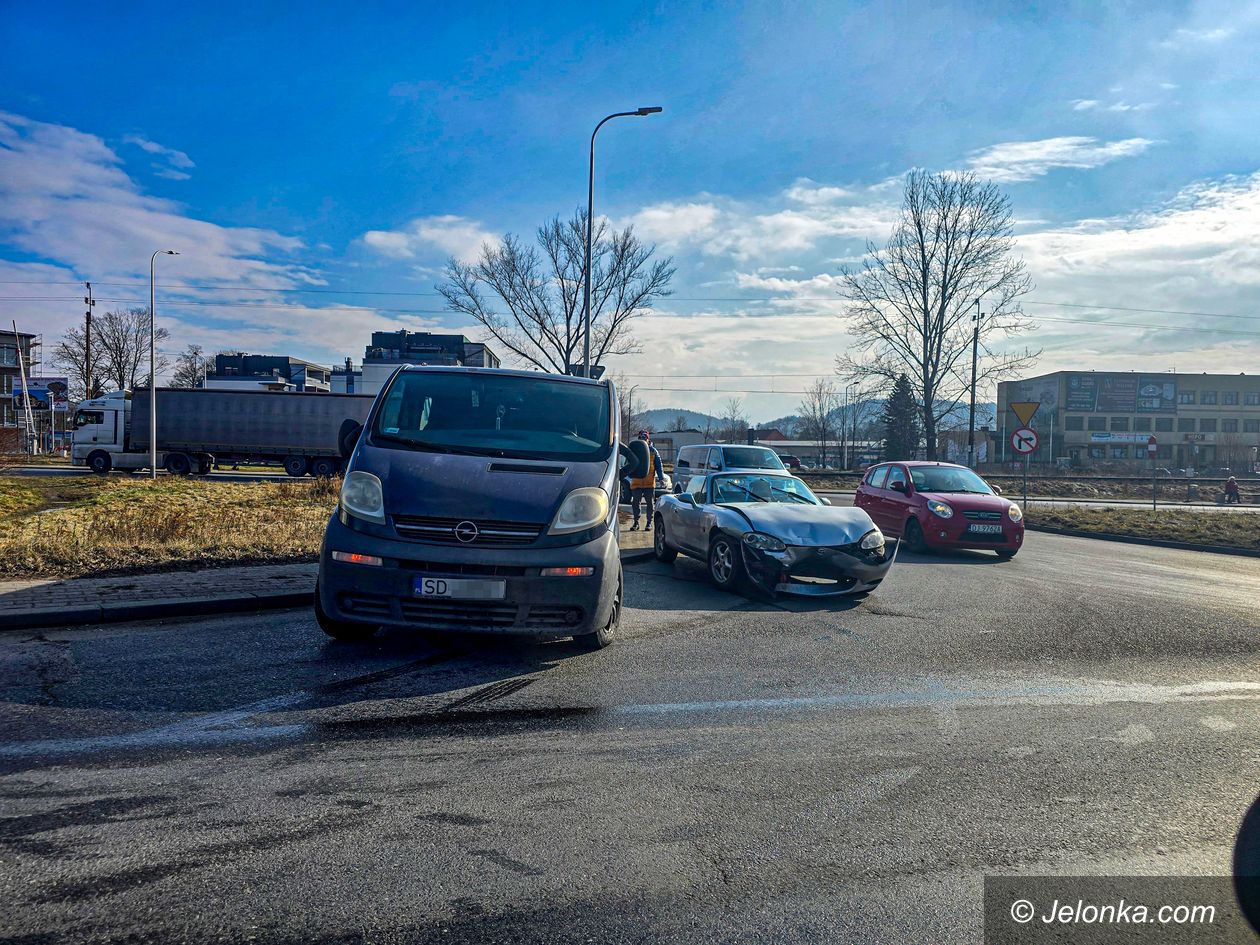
top-left (71, 388), bottom-right (374, 476)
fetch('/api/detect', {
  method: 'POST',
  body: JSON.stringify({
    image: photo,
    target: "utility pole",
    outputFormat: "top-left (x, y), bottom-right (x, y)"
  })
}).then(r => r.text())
top-left (966, 298), bottom-right (981, 468)
top-left (84, 282), bottom-right (95, 399)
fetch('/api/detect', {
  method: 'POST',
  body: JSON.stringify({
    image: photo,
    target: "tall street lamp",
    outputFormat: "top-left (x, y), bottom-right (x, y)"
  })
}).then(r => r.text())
top-left (149, 249), bottom-right (179, 479)
top-left (582, 106), bottom-right (663, 378)
top-left (966, 297), bottom-right (982, 469)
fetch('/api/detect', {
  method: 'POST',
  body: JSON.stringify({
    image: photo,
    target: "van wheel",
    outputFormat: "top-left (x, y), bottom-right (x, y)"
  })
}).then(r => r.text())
top-left (653, 515), bottom-right (677, 563)
top-left (310, 457), bottom-right (339, 478)
top-left (283, 455), bottom-right (309, 477)
top-left (164, 452), bottom-right (192, 476)
top-left (575, 569), bottom-right (621, 651)
top-left (315, 588), bottom-right (379, 642)
top-left (88, 451), bottom-right (112, 475)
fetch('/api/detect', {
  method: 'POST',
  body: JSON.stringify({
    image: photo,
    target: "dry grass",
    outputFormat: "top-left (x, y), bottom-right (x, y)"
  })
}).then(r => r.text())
top-left (1031, 506), bottom-right (1260, 550)
top-left (0, 476), bottom-right (340, 578)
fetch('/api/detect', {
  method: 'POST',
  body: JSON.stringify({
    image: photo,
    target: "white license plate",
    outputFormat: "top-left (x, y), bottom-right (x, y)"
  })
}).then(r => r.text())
top-left (968, 524), bottom-right (1003, 534)
top-left (414, 576), bottom-right (506, 600)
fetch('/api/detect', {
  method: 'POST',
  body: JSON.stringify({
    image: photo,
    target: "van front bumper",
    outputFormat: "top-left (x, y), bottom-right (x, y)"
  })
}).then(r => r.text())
top-left (317, 514), bottom-right (620, 639)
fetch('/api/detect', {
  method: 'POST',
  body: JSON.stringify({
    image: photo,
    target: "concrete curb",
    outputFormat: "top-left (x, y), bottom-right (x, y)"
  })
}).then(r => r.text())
top-left (2, 547), bottom-right (660, 631)
top-left (1026, 523), bottom-right (1260, 559)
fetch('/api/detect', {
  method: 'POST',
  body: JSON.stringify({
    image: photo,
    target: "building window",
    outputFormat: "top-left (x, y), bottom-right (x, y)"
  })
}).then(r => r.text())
top-left (1201, 391), bottom-right (1218, 405)
top-left (1087, 416), bottom-right (1107, 431)
top-left (1177, 418), bottom-right (1196, 432)
top-left (1246, 392), bottom-right (1260, 406)
top-left (1155, 417), bottom-right (1174, 432)
top-left (1178, 391), bottom-right (1196, 404)
top-left (1199, 418), bottom-right (1217, 433)
top-left (1065, 415), bottom-right (1084, 431)
top-left (1134, 417), bottom-right (1151, 431)
top-left (1222, 419), bottom-right (1239, 433)
top-left (1223, 391), bottom-right (1239, 406)
top-left (1110, 416), bottom-right (1129, 431)
top-left (1088, 446), bottom-right (1104, 459)
top-left (1110, 446), bottom-right (1128, 459)
top-left (1245, 420), bottom-right (1260, 433)
top-left (1157, 445), bottom-right (1173, 460)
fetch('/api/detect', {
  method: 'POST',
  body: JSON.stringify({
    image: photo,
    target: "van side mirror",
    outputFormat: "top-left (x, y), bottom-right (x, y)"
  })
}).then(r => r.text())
top-left (338, 419), bottom-right (363, 458)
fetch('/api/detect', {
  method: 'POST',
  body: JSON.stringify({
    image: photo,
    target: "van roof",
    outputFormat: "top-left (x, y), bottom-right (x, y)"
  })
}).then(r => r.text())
top-left (399, 364), bottom-right (607, 387)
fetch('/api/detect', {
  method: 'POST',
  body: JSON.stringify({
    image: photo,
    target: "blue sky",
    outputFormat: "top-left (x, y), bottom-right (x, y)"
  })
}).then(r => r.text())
top-left (2, 0), bottom-right (1259, 419)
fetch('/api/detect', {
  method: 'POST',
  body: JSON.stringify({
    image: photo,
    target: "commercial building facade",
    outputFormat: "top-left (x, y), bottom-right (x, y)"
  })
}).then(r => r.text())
top-left (358, 331), bottom-right (500, 396)
top-left (996, 371), bottom-right (1260, 470)
top-left (205, 353), bottom-right (331, 392)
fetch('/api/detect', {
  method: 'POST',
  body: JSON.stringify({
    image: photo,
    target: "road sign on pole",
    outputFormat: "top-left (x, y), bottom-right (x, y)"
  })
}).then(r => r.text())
top-left (1010, 402), bottom-right (1040, 426)
top-left (1010, 427), bottom-right (1038, 454)
top-left (1150, 436), bottom-right (1159, 511)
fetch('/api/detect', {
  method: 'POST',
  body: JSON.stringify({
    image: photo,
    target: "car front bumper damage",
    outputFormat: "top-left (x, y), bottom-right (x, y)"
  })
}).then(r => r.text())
top-left (740, 538), bottom-right (898, 597)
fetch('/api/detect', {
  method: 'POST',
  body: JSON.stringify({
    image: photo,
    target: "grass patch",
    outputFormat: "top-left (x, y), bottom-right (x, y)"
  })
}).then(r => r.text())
top-left (1030, 506), bottom-right (1260, 551)
top-left (0, 476), bottom-right (340, 578)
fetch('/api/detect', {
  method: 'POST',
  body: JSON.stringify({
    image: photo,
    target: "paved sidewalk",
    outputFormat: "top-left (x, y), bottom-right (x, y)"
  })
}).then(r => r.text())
top-left (1, 545), bottom-right (656, 632)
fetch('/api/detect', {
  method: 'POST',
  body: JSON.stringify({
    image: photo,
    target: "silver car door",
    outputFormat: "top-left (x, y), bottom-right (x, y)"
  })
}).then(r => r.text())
top-left (671, 474), bottom-right (709, 553)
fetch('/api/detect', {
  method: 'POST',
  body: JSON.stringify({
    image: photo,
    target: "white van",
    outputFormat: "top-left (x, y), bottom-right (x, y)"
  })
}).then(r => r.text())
top-left (673, 444), bottom-right (787, 491)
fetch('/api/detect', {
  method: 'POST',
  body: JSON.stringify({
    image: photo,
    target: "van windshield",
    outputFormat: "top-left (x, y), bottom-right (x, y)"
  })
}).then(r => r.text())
top-left (371, 371), bottom-right (612, 462)
top-left (721, 447), bottom-right (785, 470)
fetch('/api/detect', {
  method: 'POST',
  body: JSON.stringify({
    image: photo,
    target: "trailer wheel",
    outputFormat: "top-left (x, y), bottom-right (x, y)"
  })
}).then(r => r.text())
top-left (88, 451), bottom-right (112, 475)
top-left (165, 452), bottom-right (192, 476)
top-left (310, 457), bottom-right (339, 478)
top-left (283, 455), bottom-right (309, 478)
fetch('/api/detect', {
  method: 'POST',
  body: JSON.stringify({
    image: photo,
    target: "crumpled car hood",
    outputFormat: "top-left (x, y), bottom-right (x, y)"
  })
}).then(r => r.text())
top-left (724, 503), bottom-right (878, 546)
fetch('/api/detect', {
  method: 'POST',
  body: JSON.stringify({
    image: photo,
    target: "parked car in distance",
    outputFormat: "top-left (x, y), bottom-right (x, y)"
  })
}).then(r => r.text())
top-left (777, 453), bottom-right (802, 469)
top-left (674, 444), bottom-right (786, 491)
top-left (854, 461), bottom-right (1023, 558)
top-left (654, 470), bottom-right (895, 597)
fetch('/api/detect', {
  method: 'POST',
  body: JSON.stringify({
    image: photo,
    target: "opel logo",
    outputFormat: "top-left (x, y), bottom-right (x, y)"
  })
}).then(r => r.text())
top-left (454, 521), bottom-right (479, 543)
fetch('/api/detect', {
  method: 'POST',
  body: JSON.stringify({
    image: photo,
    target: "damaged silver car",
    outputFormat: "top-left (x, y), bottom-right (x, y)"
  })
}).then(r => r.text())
top-left (652, 471), bottom-right (896, 597)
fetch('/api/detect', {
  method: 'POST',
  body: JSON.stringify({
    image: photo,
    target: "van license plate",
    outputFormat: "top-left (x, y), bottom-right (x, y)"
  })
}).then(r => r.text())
top-left (414, 577), bottom-right (506, 600)
top-left (967, 524), bottom-right (1003, 534)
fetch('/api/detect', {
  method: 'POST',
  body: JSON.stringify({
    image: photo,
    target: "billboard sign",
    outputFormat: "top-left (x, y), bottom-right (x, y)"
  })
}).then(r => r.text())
top-left (1096, 375), bottom-right (1138, 412)
top-left (13, 376), bottom-right (70, 412)
top-left (1065, 373), bottom-right (1098, 411)
top-left (1136, 376), bottom-right (1177, 412)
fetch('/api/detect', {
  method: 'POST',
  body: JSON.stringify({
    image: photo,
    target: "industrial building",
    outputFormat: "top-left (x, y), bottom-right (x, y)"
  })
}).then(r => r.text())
top-left (334, 331), bottom-right (502, 397)
top-left (204, 353), bottom-right (332, 393)
top-left (996, 370), bottom-right (1260, 470)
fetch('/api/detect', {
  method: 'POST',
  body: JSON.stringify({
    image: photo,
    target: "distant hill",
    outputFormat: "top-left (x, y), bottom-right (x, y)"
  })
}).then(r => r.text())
top-left (636, 408), bottom-right (720, 432)
top-left (635, 401), bottom-right (996, 438)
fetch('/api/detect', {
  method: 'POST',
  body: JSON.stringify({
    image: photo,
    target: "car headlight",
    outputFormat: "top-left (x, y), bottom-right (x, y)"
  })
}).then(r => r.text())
top-left (926, 499), bottom-right (954, 519)
top-left (340, 470), bottom-right (385, 524)
top-left (860, 528), bottom-right (885, 552)
top-left (550, 487), bottom-right (610, 535)
top-left (743, 532), bottom-right (787, 552)
top-left (1007, 503), bottom-right (1024, 523)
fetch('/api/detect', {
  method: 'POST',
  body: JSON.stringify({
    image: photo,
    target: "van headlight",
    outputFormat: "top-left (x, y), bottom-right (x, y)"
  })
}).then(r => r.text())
top-left (926, 499), bottom-right (954, 519)
top-left (1007, 503), bottom-right (1024, 523)
top-left (549, 487), bottom-right (610, 535)
top-left (340, 470), bottom-right (385, 524)
top-left (860, 528), bottom-right (886, 552)
top-left (743, 532), bottom-right (787, 552)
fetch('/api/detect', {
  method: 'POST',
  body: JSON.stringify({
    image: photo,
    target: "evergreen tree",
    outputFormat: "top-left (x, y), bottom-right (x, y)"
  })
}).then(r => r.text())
top-left (880, 374), bottom-right (921, 460)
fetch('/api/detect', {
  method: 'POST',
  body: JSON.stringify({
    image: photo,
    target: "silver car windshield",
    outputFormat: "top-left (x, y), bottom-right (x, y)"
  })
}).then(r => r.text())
top-left (710, 474), bottom-right (818, 505)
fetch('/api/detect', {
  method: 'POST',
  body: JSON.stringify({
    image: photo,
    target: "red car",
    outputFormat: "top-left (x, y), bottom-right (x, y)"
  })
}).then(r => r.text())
top-left (854, 461), bottom-right (1024, 558)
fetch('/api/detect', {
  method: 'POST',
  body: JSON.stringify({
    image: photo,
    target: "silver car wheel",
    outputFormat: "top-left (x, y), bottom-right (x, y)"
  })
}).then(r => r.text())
top-left (711, 541), bottom-right (733, 583)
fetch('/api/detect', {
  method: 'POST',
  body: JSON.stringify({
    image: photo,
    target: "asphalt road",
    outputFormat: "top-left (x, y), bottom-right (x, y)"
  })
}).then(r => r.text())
top-left (2, 534), bottom-right (1259, 943)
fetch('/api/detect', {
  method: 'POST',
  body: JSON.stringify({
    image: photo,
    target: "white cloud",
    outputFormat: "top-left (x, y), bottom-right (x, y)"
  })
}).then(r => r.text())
top-left (361, 214), bottom-right (497, 264)
top-left (965, 136), bottom-right (1157, 183)
top-left (784, 178), bottom-right (853, 205)
top-left (1157, 26), bottom-right (1236, 49)
top-left (123, 134), bottom-right (195, 169)
top-left (1071, 99), bottom-right (1100, 111)
top-left (628, 202), bottom-right (721, 245)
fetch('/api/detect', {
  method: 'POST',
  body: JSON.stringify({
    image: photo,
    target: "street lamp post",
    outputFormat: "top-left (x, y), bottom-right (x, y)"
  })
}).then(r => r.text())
top-left (582, 106), bottom-right (663, 379)
top-left (966, 298), bottom-right (982, 468)
top-left (149, 249), bottom-right (178, 479)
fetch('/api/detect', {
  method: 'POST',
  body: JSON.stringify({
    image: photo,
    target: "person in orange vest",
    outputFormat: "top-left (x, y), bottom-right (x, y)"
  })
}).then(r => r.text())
top-left (629, 429), bottom-right (664, 531)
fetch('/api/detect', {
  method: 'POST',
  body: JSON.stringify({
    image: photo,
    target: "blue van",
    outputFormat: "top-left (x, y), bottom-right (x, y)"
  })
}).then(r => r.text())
top-left (315, 366), bottom-right (631, 649)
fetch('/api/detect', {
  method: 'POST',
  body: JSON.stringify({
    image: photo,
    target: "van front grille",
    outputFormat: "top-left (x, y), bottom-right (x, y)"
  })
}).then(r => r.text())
top-left (392, 515), bottom-right (543, 546)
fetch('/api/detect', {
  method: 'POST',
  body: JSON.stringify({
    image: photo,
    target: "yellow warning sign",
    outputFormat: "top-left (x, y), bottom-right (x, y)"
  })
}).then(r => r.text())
top-left (1010, 401), bottom-right (1040, 426)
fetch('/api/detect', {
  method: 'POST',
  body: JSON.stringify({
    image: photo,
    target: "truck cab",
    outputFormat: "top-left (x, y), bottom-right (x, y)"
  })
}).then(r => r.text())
top-left (71, 391), bottom-right (135, 474)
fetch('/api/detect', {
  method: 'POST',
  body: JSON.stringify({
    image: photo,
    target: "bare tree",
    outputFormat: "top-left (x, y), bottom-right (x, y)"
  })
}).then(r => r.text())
top-left (667, 414), bottom-right (689, 432)
top-left (610, 372), bottom-right (648, 437)
top-left (837, 170), bottom-right (1038, 460)
top-left (797, 379), bottom-right (840, 468)
top-left (718, 397), bottom-right (748, 443)
top-left (52, 308), bottom-right (171, 396)
top-left (170, 344), bottom-right (206, 388)
top-left (440, 209), bottom-right (674, 375)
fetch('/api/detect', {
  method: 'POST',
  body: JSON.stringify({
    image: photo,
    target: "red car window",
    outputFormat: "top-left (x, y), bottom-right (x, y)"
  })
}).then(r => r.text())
top-left (866, 465), bottom-right (889, 489)
top-left (885, 466), bottom-right (907, 491)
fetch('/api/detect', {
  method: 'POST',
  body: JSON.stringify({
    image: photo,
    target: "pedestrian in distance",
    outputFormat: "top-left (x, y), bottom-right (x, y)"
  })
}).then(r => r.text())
top-left (1224, 476), bottom-right (1241, 504)
top-left (628, 429), bottom-right (663, 532)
